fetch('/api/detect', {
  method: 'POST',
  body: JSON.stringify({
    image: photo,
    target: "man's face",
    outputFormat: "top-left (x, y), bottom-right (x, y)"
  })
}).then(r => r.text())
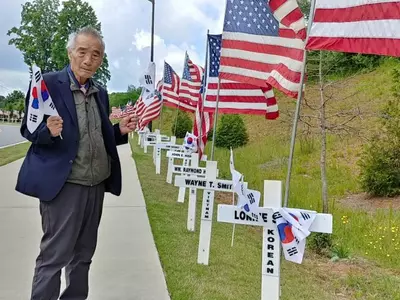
top-left (68, 34), bottom-right (103, 83)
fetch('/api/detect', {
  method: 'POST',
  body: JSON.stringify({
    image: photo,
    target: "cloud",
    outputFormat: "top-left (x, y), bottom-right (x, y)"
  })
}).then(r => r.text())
top-left (0, 0), bottom-right (226, 96)
top-left (0, 69), bottom-right (29, 96)
top-left (132, 30), bottom-right (203, 83)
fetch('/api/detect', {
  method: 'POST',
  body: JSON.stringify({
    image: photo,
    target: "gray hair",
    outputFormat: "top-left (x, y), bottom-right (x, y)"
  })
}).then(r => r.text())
top-left (66, 26), bottom-right (105, 54)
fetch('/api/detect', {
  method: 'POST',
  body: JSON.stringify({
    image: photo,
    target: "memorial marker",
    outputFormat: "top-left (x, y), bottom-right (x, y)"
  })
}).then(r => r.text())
top-left (166, 151), bottom-right (193, 202)
top-left (153, 136), bottom-right (180, 174)
top-left (174, 161), bottom-right (248, 265)
top-left (217, 180), bottom-right (333, 300)
top-left (143, 130), bottom-right (170, 153)
top-left (186, 153), bottom-right (199, 232)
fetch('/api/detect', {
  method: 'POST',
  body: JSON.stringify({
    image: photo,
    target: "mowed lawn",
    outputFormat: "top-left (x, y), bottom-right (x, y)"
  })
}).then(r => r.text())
top-left (130, 138), bottom-right (400, 300)
top-left (0, 142), bottom-right (30, 166)
top-left (131, 62), bottom-right (400, 299)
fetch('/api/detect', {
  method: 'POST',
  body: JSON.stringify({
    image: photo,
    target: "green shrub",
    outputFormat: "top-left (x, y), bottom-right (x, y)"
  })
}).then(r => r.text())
top-left (358, 69), bottom-right (400, 197)
top-left (172, 110), bottom-right (192, 138)
top-left (215, 115), bottom-right (248, 149)
top-left (207, 127), bottom-right (214, 141)
top-left (308, 233), bottom-right (333, 256)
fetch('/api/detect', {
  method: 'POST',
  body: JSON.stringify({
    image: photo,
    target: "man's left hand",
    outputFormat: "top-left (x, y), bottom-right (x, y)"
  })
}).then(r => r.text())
top-left (119, 114), bottom-right (139, 135)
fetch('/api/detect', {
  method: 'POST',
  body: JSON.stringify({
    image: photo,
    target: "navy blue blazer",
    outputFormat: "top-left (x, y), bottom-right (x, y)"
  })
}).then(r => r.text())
top-left (15, 67), bottom-right (128, 202)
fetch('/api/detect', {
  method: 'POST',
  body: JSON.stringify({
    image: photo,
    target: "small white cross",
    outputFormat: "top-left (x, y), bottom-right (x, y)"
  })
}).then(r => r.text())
top-left (153, 135), bottom-right (179, 174)
top-left (217, 180), bottom-right (333, 300)
top-left (175, 161), bottom-right (248, 265)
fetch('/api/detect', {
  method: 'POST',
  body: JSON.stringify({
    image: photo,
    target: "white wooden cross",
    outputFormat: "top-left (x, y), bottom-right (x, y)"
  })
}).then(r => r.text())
top-left (217, 180), bottom-right (333, 300)
top-left (143, 131), bottom-right (171, 153)
top-left (167, 154), bottom-right (221, 232)
top-left (166, 151), bottom-right (196, 202)
top-left (137, 129), bottom-right (150, 146)
top-left (166, 151), bottom-right (208, 187)
top-left (153, 136), bottom-right (179, 174)
top-left (174, 160), bottom-right (248, 265)
top-left (138, 129), bottom-right (160, 148)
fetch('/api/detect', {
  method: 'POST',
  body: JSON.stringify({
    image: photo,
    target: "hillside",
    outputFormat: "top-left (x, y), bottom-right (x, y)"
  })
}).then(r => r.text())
top-left (151, 59), bottom-right (400, 270)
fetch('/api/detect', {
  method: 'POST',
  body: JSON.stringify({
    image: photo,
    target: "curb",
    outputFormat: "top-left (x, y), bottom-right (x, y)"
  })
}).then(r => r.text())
top-left (0, 141), bottom-right (28, 150)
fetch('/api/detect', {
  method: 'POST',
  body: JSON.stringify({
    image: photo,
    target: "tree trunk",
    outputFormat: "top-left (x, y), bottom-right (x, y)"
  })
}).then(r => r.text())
top-left (319, 51), bottom-right (329, 213)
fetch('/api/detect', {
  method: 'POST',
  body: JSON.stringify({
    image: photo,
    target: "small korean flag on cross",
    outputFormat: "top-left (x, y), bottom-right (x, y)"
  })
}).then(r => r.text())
top-left (183, 132), bottom-right (198, 154)
top-left (274, 208), bottom-right (317, 264)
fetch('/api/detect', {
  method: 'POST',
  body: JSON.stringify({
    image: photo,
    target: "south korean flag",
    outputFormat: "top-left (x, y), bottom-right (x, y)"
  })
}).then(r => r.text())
top-left (183, 132), bottom-right (198, 154)
top-left (139, 62), bottom-right (156, 94)
top-left (27, 65), bottom-right (60, 134)
top-left (274, 208), bottom-right (317, 264)
top-left (230, 148), bottom-right (261, 220)
top-left (229, 148), bottom-right (242, 188)
top-left (236, 183), bottom-right (261, 221)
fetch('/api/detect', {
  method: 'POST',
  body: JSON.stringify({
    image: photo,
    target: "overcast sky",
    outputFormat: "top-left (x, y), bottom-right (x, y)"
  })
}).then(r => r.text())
top-left (0, 0), bottom-right (226, 96)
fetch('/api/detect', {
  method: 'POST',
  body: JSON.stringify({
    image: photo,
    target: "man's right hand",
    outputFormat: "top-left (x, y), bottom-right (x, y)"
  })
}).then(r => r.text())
top-left (47, 116), bottom-right (63, 137)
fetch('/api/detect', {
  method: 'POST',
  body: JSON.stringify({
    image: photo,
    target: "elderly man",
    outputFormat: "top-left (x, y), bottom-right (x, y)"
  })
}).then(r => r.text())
top-left (16, 26), bottom-right (138, 300)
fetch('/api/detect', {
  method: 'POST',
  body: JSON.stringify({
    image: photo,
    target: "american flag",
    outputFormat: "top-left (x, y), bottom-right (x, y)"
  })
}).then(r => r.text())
top-left (125, 101), bottom-right (135, 114)
top-left (162, 61), bottom-right (196, 113)
top-left (139, 80), bottom-right (163, 130)
top-left (203, 34), bottom-right (279, 119)
top-left (194, 76), bottom-right (213, 160)
top-left (134, 93), bottom-right (146, 118)
top-left (219, 0), bottom-right (306, 99)
top-left (306, 0), bottom-right (400, 58)
top-left (179, 52), bottom-right (204, 106)
top-left (110, 106), bottom-right (121, 119)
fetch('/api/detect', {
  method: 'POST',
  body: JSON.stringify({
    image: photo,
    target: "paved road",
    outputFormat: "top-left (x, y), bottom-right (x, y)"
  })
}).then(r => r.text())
top-left (0, 144), bottom-right (170, 300)
top-left (0, 124), bottom-right (26, 147)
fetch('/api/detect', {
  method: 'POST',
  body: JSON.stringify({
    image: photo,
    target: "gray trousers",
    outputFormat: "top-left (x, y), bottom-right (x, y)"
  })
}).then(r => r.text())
top-left (31, 182), bottom-right (105, 300)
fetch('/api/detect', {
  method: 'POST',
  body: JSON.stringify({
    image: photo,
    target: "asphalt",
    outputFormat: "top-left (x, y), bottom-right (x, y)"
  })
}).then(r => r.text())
top-left (0, 143), bottom-right (170, 300)
top-left (0, 124), bottom-right (26, 147)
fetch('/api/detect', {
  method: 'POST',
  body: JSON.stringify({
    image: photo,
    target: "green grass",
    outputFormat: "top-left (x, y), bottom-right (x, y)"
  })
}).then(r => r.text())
top-left (132, 61), bottom-right (400, 299)
top-left (151, 61), bottom-right (400, 270)
top-left (131, 139), bottom-right (400, 299)
top-left (0, 121), bottom-right (21, 126)
top-left (0, 142), bottom-right (30, 166)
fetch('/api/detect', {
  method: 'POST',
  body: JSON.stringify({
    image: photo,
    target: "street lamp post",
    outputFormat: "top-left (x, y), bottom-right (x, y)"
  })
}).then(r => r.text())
top-left (148, 0), bottom-right (155, 131)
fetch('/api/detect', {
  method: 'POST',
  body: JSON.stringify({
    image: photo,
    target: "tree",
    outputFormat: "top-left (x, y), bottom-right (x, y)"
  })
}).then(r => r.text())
top-left (0, 96), bottom-right (6, 109)
top-left (127, 85), bottom-right (141, 94)
top-left (5, 102), bottom-right (14, 117)
top-left (7, 0), bottom-right (110, 86)
top-left (109, 90), bottom-right (141, 109)
top-left (5, 90), bottom-right (25, 106)
top-left (14, 100), bottom-right (25, 119)
top-left (282, 51), bottom-right (365, 213)
top-left (215, 115), bottom-right (248, 149)
top-left (7, 0), bottom-right (60, 73)
top-left (52, 0), bottom-right (111, 86)
top-left (4, 90), bottom-right (25, 119)
top-left (298, 0), bottom-right (311, 20)
top-left (359, 69), bottom-right (400, 197)
top-left (172, 111), bottom-right (192, 138)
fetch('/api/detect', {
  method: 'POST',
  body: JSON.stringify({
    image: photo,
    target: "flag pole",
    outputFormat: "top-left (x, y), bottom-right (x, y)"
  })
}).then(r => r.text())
top-left (283, 0), bottom-right (317, 207)
top-left (158, 72), bottom-right (165, 133)
top-left (173, 103), bottom-right (180, 135)
top-left (210, 77), bottom-right (221, 161)
top-left (159, 100), bottom-right (164, 132)
top-left (174, 51), bottom-right (188, 135)
top-left (199, 29), bottom-right (210, 160)
top-left (148, 0), bottom-right (155, 132)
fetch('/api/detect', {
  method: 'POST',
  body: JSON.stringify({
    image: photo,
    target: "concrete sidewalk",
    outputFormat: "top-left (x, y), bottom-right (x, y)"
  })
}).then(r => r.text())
top-left (0, 144), bottom-right (170, 300)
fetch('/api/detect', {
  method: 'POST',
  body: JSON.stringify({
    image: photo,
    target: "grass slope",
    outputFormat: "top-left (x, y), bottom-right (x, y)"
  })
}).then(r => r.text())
top-left (152, 61), bottom-right (400, 267)
top-left (0, 142), bottom-right (30, 166)
top-left (133, 61), bottom-right (400, 299)
top-left (131, 140), bottom-right (400, 299)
